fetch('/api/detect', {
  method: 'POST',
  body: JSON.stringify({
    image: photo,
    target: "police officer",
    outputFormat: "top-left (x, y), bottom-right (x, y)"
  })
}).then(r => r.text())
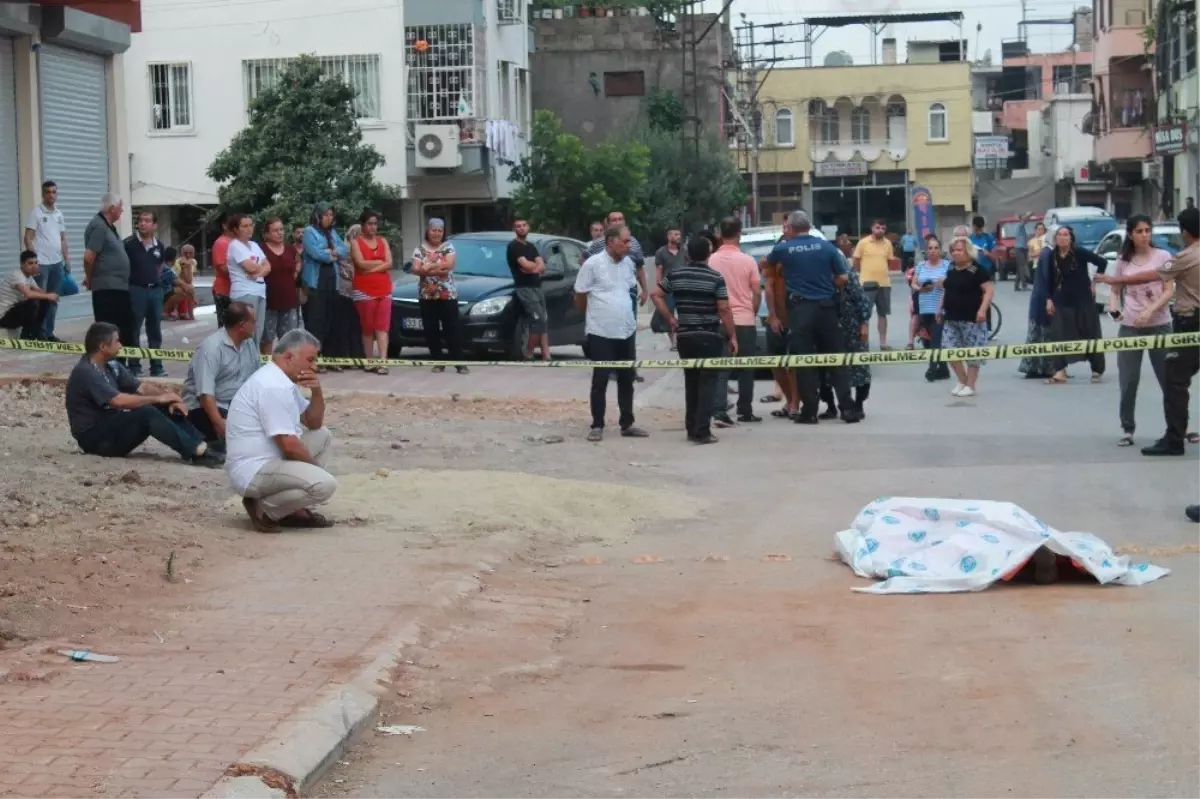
top-left (764, 210), bottom-right (858, 424)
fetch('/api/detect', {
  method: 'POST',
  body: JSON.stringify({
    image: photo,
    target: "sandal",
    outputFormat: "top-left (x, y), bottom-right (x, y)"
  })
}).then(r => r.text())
top-left (375, 366), bottom-right (389, 376)
top-left (278, 510), bottom-right (334, 529)
top-left (1118, 434), bottom-right (1134, 447)
top-left (1188, 432), bottom-right (1199, 444)
top-left (1044, 375), bottom-right (1068, 385)
top-left (905, 343), bottom-right (915, 351)
top-left (1091, 373), bottom-right (1103, 383)
top-left (242, 498), bottom-right (280, 534)
top-left (760, 394), bottom-right (782, 404)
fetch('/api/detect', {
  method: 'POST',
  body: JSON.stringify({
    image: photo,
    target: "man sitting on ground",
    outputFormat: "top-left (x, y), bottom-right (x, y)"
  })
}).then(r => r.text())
top-left (182, 301), bottom-right (261, 450)
top-left (66, 322), bottom-right (218, 466)
top-left (225, 329), bottom-right (336, 533)
top-left (1, 250), bottom-right (59, 339)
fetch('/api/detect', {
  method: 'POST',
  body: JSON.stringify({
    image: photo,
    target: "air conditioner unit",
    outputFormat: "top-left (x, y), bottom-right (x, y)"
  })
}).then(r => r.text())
top-left (414, 125), bottom-right (462, 169)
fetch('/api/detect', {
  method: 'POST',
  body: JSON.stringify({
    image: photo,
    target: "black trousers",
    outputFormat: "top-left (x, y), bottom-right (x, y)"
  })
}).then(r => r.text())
top-left (677, 332), bottom-right (723, 438)
top-left (919, 313), bottom-right (950, 379)
top-left (75, 406), bottom-right (203, 460)
top-left (714, 325), bottom-right (758, 417)
top-left (420, 298), bottom-right (463, 359)
top-left (187, 406), bottom-right (228, 444)
top-left (588, 333), bottom-right (636, 429)
top-left (787, 298), bottom-right (850, 416)
top-left (1164, 313), bottom-right (1199, 445)
top-left (91, 289), bottom-right (137, 366)
top-left (0, 298), bottom-right (48, 338)
top-left (820, 375), bottom-right (871, 410)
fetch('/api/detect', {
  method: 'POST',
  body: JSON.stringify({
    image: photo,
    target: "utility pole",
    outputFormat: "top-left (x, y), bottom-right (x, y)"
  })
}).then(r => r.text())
top-left (747, 21), bottom-right (760, 226)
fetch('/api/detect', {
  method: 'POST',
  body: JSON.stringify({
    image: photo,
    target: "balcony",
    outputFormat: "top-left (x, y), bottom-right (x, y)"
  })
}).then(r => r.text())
top-left (1094, 125), bottom-right (1152, 164)
top-left (1094, 24), bottom-right (1149, 65)
top-left (809, 138), bottom-right (908, 164)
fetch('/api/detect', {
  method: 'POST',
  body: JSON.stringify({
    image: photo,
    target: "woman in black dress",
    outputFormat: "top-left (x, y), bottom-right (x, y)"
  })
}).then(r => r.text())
top-left (1034, 225), bottom-right (1108, 385)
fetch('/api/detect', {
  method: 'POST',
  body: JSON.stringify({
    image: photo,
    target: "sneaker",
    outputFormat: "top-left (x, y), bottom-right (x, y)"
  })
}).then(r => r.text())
top-left (1186, 505), bottom-right (1200, 523)
top-left (736, 413), bottom-right (762, 423)
top-left (958, 386), bottom-right (976, 398)
top-left (840, 409), bottom-right (863, 423)
top-left (456, 365), bottom-right (470, 375)
top-left (951, 383), bottom-right (966, 396)
top-left (818, 407), bottom-right (839, 420)
top-left (620, 426), bottom-right (649, 438)
top-left (587, 427), bottom-right (603, 442)
top-left (189, 451), bottom-right (224, 469)
top-left (1142, 438), bottom-right (1185, 456)
top-left (792, 414), bottom-right (819, 425)
top-left (713, 413), bottom-right (735, 428)
top-left (432, 366), bottom-right (446, 374)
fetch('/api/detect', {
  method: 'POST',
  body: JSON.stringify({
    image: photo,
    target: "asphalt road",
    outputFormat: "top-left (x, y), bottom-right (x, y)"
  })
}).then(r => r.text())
top-left (317, 292), bottom-right (1200, 798)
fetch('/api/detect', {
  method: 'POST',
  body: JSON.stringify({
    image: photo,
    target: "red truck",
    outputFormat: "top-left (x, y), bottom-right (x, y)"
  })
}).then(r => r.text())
top-left (993, 214), bottom-right (1043, 282)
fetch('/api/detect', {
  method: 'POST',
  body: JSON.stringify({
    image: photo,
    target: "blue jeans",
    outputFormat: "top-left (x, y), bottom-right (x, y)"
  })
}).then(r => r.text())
top-left (128, 285), bottom-right (165, 374)
top-left (33, 262), bottom-right (64, 337)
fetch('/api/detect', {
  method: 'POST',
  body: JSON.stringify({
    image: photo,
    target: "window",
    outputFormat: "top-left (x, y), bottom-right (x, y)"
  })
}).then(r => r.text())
top-left (243, 55), bottom-right (381, 120)
top-left (516, 68), bottom-right (529, 130)
top-left (851, 107), bottom-right (870, 144)
top-left (407, 24), bottom-right (482, 134)
top-left (927, 102), bottom-right (948, 141)
top-left (499, 61), bottom-right (512, 121)
top-left (774, 108), bottom-right (794, 146)
top-left (148, 62), bottom-right (192, 132)
top-left (810, 99), bottom-right (838, 143)
top-left (604, 71), bottom-right (645, 97)
top-left (1052, 64), bottom-right (1092, 94)
top-left (497, 0), bottom-right (520, 22)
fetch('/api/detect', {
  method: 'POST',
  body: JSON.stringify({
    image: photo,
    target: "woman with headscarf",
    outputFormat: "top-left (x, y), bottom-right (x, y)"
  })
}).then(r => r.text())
top-left (302, 202), bottom-right (351, 371)
top-left (412, 218), bottom-right (468, 374)
top-left (1034, 225), bottom-right (1108, 385)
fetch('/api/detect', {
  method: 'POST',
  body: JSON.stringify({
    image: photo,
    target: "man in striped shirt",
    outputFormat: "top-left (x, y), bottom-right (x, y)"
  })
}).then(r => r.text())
top-left (585, 210), bottom-right (649, 382)
top-left (651, 234), bottom-right (738, 444)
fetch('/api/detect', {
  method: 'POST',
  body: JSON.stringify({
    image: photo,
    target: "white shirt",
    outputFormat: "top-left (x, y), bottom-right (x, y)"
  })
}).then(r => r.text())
top-left (227, 239), bottom-right (268, 299)
top-left (0, 269), bottom-right (35, 317)
top-left (24, 204), bottom-right (65, 265)
top-left (575, 251), bottom-right (638, 339)
top-left (224, 362), bottom-right (310, 494)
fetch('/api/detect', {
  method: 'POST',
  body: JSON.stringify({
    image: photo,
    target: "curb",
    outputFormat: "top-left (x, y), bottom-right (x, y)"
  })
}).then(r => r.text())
top-left (200, 542), bottom-right (516, 798)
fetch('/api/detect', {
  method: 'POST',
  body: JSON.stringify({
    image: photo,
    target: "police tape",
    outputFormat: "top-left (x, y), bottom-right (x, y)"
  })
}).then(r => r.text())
top-left (1, 333), bottom-right (1197, 371)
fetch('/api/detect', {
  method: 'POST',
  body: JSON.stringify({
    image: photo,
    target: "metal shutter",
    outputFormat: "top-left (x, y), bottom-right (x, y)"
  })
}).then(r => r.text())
top-left (0, 37), bottom-right (20, 273)
top-left (39, 44), bottom-right (109, 260)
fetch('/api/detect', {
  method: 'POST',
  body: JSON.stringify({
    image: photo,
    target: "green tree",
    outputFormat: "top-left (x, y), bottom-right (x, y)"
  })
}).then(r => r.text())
top-left (635, 128), bottom-right (747, 247)
top-left (511, 110), bottom-right (650, 237)
top-left (207, 54), bottom-right (396, 228)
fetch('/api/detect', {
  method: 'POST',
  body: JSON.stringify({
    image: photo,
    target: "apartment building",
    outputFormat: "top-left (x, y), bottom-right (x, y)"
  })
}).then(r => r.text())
top-left (1151, 0), bottom-right (1197, 214)
top-left (1, 1), bottom-right (138, 271)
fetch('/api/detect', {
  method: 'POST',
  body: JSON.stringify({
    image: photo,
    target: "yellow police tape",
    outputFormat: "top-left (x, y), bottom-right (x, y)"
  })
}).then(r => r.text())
top-left (2, 333), bottom-right (1197, 370)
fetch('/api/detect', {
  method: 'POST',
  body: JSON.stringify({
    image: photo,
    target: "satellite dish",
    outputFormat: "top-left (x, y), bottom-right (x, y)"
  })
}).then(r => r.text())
top-left (824, 51), bottom-right (854, 67)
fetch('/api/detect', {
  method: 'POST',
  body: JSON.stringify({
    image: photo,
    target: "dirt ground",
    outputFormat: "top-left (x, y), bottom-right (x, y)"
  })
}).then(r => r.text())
top-left (0, 379), bottom-right (673, 657)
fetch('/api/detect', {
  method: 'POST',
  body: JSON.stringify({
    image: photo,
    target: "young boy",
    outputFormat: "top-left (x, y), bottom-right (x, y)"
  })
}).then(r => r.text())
top-left (0, 250), bottom-right (59, 339)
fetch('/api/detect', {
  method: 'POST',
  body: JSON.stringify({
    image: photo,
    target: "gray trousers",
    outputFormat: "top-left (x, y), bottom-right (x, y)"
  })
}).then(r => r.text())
top-left (1013, 248), bottom-right (1030, 289)
top-left (232, 293), bottom-right (267, 349)
top-left (244, 427), bottom-right (336, 521)
top-left (1117, 323), bottom-right (1172, 434)
top-left (714, 325), bottom-right (758, 417)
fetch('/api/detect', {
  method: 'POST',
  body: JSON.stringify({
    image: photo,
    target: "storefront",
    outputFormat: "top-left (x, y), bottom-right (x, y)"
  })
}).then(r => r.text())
top-left (39, 44), bottom-right (111, 255)
top-left (0, 35), bottom-right (20, 272)
top-left (810, 165), bottom-right (909, 238)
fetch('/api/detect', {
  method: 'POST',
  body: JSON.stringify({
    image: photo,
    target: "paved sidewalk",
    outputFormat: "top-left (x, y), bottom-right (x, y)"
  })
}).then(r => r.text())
top-left (0, 478), bottom-right (532, 798)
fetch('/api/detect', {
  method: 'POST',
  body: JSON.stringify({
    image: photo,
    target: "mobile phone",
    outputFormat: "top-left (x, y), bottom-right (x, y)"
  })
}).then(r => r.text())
top-left (1108, 310), bottom-right (1122, 321)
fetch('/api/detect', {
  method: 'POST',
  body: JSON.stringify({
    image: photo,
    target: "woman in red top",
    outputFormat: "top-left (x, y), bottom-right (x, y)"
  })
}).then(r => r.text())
top-left (260, 217), bottom-right (302, 355)
top-left (211, 215), bottom-right (237, 327)
top-left (350, 210), bottom-right (394, 374)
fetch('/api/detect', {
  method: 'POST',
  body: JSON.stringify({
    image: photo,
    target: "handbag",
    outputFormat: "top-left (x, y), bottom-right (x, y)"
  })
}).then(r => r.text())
top-left (60, 271), bottom-right (80, 297)
top-left (650, 308), bottom-right (672, 334)
top-left (335, 257), bottom-right (355, 299)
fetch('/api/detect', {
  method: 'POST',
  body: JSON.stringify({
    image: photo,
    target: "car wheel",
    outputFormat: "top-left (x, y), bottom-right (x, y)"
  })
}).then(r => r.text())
top-left (506, 314), bottom-right (531, 361)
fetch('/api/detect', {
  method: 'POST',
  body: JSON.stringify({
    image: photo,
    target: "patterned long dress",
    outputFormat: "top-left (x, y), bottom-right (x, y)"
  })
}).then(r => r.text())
top-left (840, 270), bottom-right (873, 388)
top-left (1018, 248), bottom-right (1055, 378)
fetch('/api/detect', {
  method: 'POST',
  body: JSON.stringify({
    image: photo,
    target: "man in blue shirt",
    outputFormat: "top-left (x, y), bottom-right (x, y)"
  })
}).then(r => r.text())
top-left (969, 215), bottom-right (997, 275)
top-left (1012, 213), bottom-right (1031, 292)
top-left (899, 228), bottom-right (919, 270)
top-left (764, 210), bottom-right (858, 424)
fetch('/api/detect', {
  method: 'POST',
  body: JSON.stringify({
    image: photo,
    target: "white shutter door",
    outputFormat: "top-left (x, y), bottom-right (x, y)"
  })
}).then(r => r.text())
top-left (39, 45), bottom-right (109, 259)
top-left (0, 37), bottom-right (21, 273)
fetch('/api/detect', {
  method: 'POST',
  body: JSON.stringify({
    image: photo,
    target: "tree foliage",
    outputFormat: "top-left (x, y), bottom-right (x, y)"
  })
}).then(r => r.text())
top-left (636, 129), bottom-right (747, 248)
top-left (207, 54), bottom-right (396, 229)
top-left (646, 88), bottom-right (685, 133)
top-left (511, 110), bottom-right (650, 237)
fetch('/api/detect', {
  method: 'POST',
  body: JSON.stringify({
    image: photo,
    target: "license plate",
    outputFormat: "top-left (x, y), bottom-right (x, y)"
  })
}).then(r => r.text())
top-left (402, 317), bottom-right (423, 331)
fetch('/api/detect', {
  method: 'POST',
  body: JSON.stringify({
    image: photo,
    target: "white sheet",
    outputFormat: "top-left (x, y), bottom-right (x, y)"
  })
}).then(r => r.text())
top-left (835, 497), bottom-right (1170, 594)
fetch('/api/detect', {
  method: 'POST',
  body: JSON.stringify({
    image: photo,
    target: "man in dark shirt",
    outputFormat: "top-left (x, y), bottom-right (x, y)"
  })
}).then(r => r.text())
top-left (654, 227), bottom-right (686, 350)
top-left (506, 217), bottom-right (549, 361)
top-left (66, 321), bottom-right (219, 467)
top-left (765, 210), bottom-right (856, 423)
top-left (652, 235), bottom-right (737, 444)
top-left (123, 210), bottom-right (167, 377)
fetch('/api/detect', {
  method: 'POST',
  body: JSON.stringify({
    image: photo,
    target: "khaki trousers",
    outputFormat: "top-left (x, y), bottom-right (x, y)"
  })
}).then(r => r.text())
top-left (245, 427), bottom-right (336, 521)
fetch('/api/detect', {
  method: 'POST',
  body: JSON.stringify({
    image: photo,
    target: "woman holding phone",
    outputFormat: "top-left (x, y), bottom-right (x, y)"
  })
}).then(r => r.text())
top-left (914, 236), bottom-right (950, 382)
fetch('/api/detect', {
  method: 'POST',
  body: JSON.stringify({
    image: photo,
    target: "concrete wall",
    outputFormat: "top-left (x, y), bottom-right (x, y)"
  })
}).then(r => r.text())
top-left (1047, 95), bottom-right (1092, 181)
top-left (530, 14), bottom-right (728, 145)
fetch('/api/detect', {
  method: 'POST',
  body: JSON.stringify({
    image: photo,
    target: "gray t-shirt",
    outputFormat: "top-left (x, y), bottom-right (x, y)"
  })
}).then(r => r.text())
top-left (182, 330), bottom-right (262, 412)
top-left (654, 245), bottom-right (687, 280)
top-left (84, 214), bottom-right (131, 292)
top-left (65, 355), bottom-right (140, 437)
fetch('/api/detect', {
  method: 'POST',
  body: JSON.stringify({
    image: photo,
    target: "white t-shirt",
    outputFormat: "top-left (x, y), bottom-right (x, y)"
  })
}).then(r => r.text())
top-left (24, 204), bottom-right (65, 265)
top-left (574, 251), bottom-right (637, 339)
top-left (227, 239), bottom-right (268, 299)
top-left (224, 361), bottom-right (311, 494)
top-left (0, 269), bottom-right (35, 318)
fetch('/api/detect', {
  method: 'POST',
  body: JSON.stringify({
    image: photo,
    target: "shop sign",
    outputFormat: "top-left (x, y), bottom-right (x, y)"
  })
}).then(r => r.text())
top-left (814, 159), bottom-right (869, 177)
top-left (1153, 124), bottom-right (1187, 155)
top-left (973, 135), bottom-right (1011, 160)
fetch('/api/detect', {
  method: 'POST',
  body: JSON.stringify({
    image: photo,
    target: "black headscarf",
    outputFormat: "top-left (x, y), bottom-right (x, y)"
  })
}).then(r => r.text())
top-left (311, 202), bottom-right (334, 248)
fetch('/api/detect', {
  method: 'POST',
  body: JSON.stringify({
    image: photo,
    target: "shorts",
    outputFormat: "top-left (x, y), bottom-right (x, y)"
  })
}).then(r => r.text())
top-left (941, 319), bottom-right (989, 366)
top-left (263, 307), bottom-right (301, 342)
top-left (862, 284), bottom-right (892, 316)
top-left (354, 296), bottom-right (392, 335)
top-left (514, 287), bottom-right (548, 334)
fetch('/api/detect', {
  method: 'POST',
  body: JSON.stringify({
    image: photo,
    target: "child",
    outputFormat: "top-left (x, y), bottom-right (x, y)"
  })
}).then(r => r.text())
top-left (163, 245), bottom-right (197, 320)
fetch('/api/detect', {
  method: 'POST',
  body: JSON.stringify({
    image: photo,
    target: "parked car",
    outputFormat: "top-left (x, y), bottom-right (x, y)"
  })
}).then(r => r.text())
top-left (1090, 223), bottom-right (1184, 310)
top-left (993, 214), bottom-right (1043, 281)
top-left (1043, 206), bottom-right (1119, 251)
top-left (389, 232), bottom-right (589, 359)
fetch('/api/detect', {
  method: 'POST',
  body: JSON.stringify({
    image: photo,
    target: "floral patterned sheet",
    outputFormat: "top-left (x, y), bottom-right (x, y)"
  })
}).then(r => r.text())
top-left (835, 497), bottom-right (1169, 594)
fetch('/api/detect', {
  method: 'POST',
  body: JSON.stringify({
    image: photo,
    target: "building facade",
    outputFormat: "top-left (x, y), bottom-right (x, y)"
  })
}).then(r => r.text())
top-left (1152, 0), bottom-right (1197, 215)
top-left (1, 1), bottom-right (137, 273)
top-left (530, 11), bottom-right (730, 147)
top-left (994, 46), bottom-right (1094, 171)
top-left (753, 59), bottom-right (974, 238)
